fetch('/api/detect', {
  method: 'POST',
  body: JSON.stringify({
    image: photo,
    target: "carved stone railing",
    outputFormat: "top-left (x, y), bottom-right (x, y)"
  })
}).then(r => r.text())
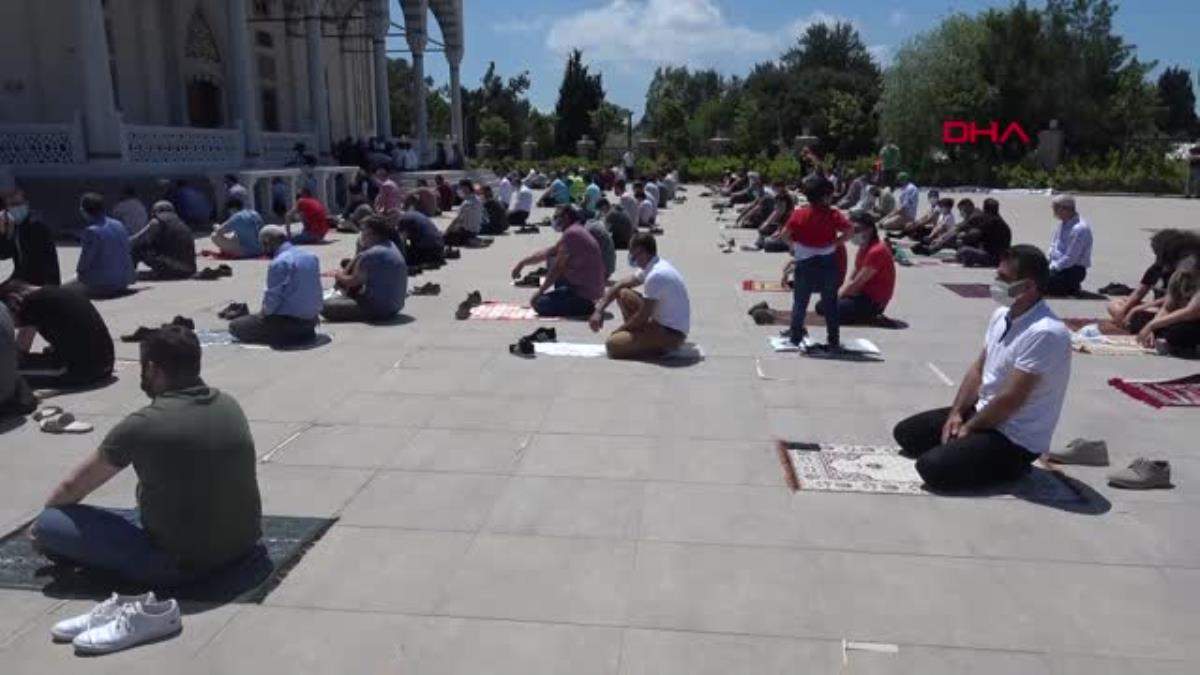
top-left (0, 114), bottom-right (86, 166)
top-left (261, 131), bottom-right (317, 166)
top-left (121, 122), bottom-right (244, 166)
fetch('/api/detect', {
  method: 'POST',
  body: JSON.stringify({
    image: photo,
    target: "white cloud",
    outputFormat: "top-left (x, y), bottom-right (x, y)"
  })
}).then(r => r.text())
top-left (868, 44), bottom-right (893, 67)
top-left (493, 17), bottom-right (551, 34)
top-left (545, 0), bottom-right (776, 64)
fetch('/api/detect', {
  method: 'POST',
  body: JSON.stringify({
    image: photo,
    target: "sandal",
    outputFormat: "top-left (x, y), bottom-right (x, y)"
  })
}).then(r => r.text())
top-left (32, 406), bottom-right (63, 422)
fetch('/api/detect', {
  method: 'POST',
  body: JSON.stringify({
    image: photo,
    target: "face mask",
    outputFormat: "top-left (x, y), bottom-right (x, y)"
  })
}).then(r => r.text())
top-left (990, 279), bottom-right (1026, 307)
top-left (7, 205), bottom-right (28, 223)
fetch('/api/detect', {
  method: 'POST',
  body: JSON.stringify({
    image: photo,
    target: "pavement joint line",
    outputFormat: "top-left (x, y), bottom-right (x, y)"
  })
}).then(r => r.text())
top-left (927, 361), bottom-right (956, 387)
top-left (258, 424), bottom-right (313, 463)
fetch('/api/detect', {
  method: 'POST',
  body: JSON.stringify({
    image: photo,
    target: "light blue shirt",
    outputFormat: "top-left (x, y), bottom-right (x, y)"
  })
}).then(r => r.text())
top-left (223, 209), bottom-right (264, 256)
top-left (1048, 215), bottom-right (1093, 271)
top-left (262, 243), bottom-right (322, 320)
top-left (550, 178), bottom-right (570, 205)
top-left (897, 182), bottom-right (919, 219)
top-left (77, 216), bottom-right (134, 294)
top-left (583, 183), bottom-right (601, 212)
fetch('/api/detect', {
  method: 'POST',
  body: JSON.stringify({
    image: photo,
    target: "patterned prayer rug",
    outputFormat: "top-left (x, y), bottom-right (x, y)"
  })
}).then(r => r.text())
top-left (742, 280), bottom-right (790, 293)
top-left (468, 302), bottom-right (554, 321)
top-left (776, 441), bottom-right (1084, 503)
top-left (1108, 374), bottom-right (1200, 408)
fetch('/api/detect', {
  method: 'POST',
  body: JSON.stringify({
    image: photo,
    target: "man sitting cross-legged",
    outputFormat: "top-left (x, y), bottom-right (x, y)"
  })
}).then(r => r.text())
top-left (131, 202), bottom-right (197, 280)
top-left (29, 325), bottom-right (263, 588)
top-left (228, 226), bottom-right (322, 347)
top-left (512, 205), bottom-right (605, 318)
top-left (70, 192), bottom-right (135, 299)
top-left (589, 232), bottom-right (691, 360)
top-left (321, 217), bottom-right (407, 323)
top-left (893, 245), bottom-right (1071, 491)
top-left (211, 195), bottom-right (264, 259)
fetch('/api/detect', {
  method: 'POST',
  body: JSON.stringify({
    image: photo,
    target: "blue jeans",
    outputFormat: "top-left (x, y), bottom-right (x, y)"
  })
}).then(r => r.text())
top-left (533, 284), bottom-right (595, 318)
top-left (32, 505), bottom-right (192, 587)
top-left (790, 253), bottom-right (840, 346)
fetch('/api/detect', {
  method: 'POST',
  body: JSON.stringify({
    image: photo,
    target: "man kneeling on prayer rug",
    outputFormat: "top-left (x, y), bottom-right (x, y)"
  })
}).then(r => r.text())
top-left (893, 245), bottom-right (1071, 491)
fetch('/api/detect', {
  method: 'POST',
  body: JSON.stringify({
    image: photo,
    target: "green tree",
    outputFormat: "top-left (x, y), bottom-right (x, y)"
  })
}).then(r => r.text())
top-left (553, 50), bottom-right (605, 154)
top-left (590, 101), bottom-right (630, 152)
top-left (479, 115), bottom-right (511, 149)
top-left (1157, 67), bottom-right (1199, 138)
top-left (650, 97), bottom-right (691, 157)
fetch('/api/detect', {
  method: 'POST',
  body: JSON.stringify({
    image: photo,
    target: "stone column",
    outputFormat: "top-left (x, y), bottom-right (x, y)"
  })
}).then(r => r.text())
top-left (227, 0), bottom-right (260, 160)
top-left (305, 0), bottom-right (332, 158)
top-left (404, 1), bottom-right (429, 167)
top-left (78, 0), bottom-right (123, 158)
top-left (448, 47), bottom-right (464, 160)
top-left (372, 4), bottom-right (391, 138)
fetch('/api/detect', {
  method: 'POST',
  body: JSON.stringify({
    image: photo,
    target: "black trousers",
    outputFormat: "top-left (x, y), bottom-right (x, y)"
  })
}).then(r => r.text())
top-left (18, 351), bottom-right (112, 389)
top-left (228, 313), bottom-right (316, 347)
top-left (893, 407), bottom-right (1037, 491)
top-left (133, 248), bottom-right (195, 280)
top-left (507, 210), bottom-right (530, 225)
top-left (1045, 265), bottom-right (1087, 297)
top-left (1157, 320), bottom-right (1200, 352)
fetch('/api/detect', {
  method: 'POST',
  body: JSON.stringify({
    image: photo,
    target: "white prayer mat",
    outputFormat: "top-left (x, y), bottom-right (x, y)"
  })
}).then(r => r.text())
top-left (533, 342), bottom-right (705, 361)
top-left (769, 336), bottom-right (882, 358)
top-left (777, 441), bottom-right (1083, 503)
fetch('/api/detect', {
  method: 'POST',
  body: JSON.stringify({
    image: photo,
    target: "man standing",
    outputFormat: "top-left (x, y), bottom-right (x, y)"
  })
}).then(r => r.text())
top-left (512, 206), bottom-right (605, 318)
top-left (131, 202), bottom-right (197, 280)
top-left (30, 325), bottom-right (263, 587)
top-left (589, 233), bottom-right (690, 360)
top-left (1045, 194), bottom-right (1093, 296)
top-left (1, 189), bottom-right (60, 286)
top-left (893, 245), bottom-right (1071, 491)
top-left (782, 175), bottom-right (853, 352)
top-left (229, 226), bottom-right (322, 347)
top-left (72, 193), bottom-right (134, 298)
top-left (321, 217), bottom-right (408, 323)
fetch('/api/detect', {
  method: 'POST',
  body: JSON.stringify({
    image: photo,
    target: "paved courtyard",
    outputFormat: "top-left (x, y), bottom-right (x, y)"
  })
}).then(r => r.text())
top-left (0, 188), bottom-right (1198, 673)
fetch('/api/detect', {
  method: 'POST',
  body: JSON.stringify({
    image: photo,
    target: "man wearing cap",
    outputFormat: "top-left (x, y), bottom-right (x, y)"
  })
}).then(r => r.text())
top-left (1045, 194), bottom-right (1093, 297)
top-left (131, 202), bottom-right (197, 280)
top-left (228, 226), bottom-right (322, 347)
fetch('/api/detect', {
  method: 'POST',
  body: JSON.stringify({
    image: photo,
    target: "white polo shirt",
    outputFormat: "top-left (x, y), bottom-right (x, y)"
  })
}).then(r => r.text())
top-left (637, 256), bottom-right (690, 335)
top-left (977, 301), bottom-right (1072, 454)
top-left (510, 185), bottom-right (533, 213)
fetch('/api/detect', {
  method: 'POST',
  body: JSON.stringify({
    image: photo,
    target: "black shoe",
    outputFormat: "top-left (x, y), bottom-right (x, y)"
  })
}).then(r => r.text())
top-left (445, 247), bottom-right (461, 259)
top-left (218, 302), bottom-right (249, 320)
top-left (410, 282), bottom-right (441, 296)
top-left (514, 273), bottom-right (540, 288)
top-left (194, 267), bottom-right (223, 280)
top-left (217, 264), bottom-right (233, 277)
top-left (746, 301), bottom-right (769, 317)
top-left (527, 327), bottom-right (557, 343)
top-left (120, 326), bottom-right (158, 343)
top-left (509, 336), bottom-right (535, 357)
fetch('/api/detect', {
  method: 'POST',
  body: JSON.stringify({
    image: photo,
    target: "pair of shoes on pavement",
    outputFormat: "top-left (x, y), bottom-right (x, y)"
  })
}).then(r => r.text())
top-left (454, 291), bottom-right (482, 320)
top-left (1048, 439), bottom-right (1172, 489)
top-left (509, 327), bottom-right (556, 358)
top-left (33, 406), bottom-right (92, 434)
top-left (51, 592), bottom-right (181, 655)
top-left (410, 282), bottom-right (441, 296)
top-left (444, 247), bottom-right (461, 259)
top-left (120, 316), bottom-right (195, 342)
top-left (194, 264), bottom-right (232, 280)
top-left (513, 272), bottom-right (541, 288)
top-left (218, 302), bottom-right (249, 320)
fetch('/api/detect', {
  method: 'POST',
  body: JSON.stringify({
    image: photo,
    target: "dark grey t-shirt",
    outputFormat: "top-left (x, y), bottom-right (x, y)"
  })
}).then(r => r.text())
top-left (0, 304), bottom-right (16, 404)
top-left (357, 242), bottom-right (407, 317)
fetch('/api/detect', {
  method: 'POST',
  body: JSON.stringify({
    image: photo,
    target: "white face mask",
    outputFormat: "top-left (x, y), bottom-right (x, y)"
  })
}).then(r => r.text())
top-left (990, 279), bottom-right (1026, 307)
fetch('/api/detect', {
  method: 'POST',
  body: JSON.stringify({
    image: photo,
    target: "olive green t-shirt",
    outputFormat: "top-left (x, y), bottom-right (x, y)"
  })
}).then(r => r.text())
top-left (101, 384), bottom-right (262, 572)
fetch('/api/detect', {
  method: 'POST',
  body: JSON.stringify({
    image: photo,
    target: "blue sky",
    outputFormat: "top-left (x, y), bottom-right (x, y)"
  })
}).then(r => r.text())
top-left (390, 0), bottom-right (1200, 120)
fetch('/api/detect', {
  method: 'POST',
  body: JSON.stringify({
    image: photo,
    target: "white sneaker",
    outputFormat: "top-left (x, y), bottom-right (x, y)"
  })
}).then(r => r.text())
top-left (72, 598), bottom-right (181, 655)
top-left (50, 592), bottom-right (156, 642)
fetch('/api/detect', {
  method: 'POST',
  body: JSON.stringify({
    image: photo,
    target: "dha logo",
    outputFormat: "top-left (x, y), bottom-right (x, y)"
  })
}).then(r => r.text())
top-left (942, 121), bottom-right (1032, 145)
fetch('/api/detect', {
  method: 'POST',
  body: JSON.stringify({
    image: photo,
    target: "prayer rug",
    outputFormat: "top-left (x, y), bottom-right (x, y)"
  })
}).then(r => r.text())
top-left (769, 336), bottom-right (882, 360)
top-left (742, 280), bottom-right (790, 292)
top-left (0, 513), bottom-right (336, 603)
top-left (1071, 334), bottom-right (1152, 356)
top-left (941, 283), bottom-right (991, 299)
top-left (1064, 318), bottom-right (1130, 335)
top-left (468, 302), bottom-right (554, 321)
top-left (1108, 374), bottom-right (1200, 408)
top-left (533, 342), bottom-right (704, 361)
top-left (776, 441), bottom-right (1084, 503)
top-left (800, 314), bottom-right (908, 330)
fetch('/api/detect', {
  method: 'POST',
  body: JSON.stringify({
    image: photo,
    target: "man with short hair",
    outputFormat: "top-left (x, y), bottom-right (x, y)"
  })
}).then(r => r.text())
top-left (30, 325), bottom-right (263, 587)
top-left (1, 279), bottom-right (114, 388)
top-left (635, 183), bottom-right (657, 229)
top-left (893, 245), bottom-right (1071, 491)
top-left (600, 198), bottom-right (634, 250)
top-left (285, 188), bottom-right (331, 244)
top-left (169, 180), bottom-right (213, 229)
top-left (229, 226), bottom-right (322, 347)
top-left (582, 174), bottom-right (602, 219)
top-left (224, 174), bottom-right (249, 205)
top-left (1, 189), bottom-right (60, 286)
top-left (781, 175), bottom-right (853, 351)
top-left (397, 196), bottom-right (445, 267)
top-left (511, 205), bottom-right (605, 318)
top-left (585, 210), bottom-right (617, 280)
top-left (444, 179), bottom-right (482, 246)
top-left (480, 185), bottom-right (510, 235)
top-left (434, 174), bottom-right (455, 212)
top-left (72, 193), bottom-right (135, 298)
top-left (957, 198), bottom-right (1013, 267)
top-left (880, 173), bottom-right (919, 232)
top-left (1045, 194), bottom-right (1093, 296)
top-left (211, 196), bottom-right (264, 259)
top-left (322, 217), bottom-right (407, 323)
top-left (131, 202), bottom-right (197, 280)
top-left (589, 233), bottom-right (690, 360)
top-left (508, 178), bottom-right (534, 226)
top-left (112, 186), bottom-right (148, 238)
top-left (817, 212), bottom-right (896, 324)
